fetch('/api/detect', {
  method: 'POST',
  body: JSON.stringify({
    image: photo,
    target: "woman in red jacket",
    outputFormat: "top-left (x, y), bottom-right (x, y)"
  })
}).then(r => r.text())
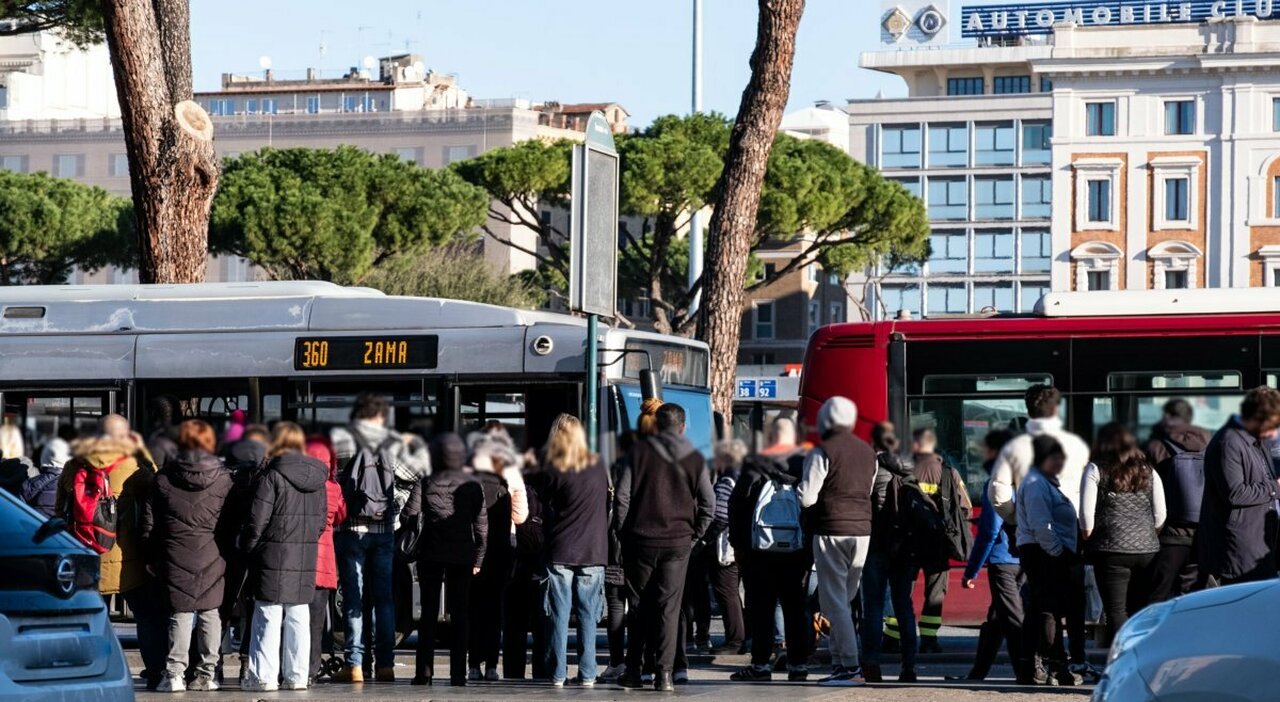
top-left (306, 436), bottom-right (347, 684)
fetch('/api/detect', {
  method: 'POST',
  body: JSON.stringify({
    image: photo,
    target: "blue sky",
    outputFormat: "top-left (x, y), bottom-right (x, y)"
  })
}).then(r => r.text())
top-left (189, 1), bottom-right (1003, 128)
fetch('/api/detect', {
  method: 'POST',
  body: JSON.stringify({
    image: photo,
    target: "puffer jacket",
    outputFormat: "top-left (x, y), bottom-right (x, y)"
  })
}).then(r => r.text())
top-left (58, 437), bottom-right (155, 595)
top-left (22, 465), bottom-right (63, 518)
top-left (316, 479), bottom-right (347, 590)
top-left (141, 449), bottom-right (232, 611)
top-left (242, 452), bottom-right (327, 605)
top-left (403, 434), bottom-right (487, 568)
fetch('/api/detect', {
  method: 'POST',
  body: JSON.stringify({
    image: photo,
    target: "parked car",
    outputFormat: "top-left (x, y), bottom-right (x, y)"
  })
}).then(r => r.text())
top-left (0, 488), bottom-right (134, 701)
top-left (1093, 580), bottom-right (1280, 702)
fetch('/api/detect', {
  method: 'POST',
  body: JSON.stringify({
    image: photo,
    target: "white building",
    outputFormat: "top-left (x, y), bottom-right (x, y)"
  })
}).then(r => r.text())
top-left (852, 1), bottom-right (1280, 319)
top-left (0, 29), bottom-right (119, 123)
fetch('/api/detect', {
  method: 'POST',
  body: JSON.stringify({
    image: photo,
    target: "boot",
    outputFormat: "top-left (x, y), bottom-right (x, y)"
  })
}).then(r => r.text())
top-left (862, 663), bottom-right (883, 683)
top-left (331, 666), bottom-right (364, 683)
top-left (616, 670), bottom-right (646, 689)
top-left (654, 670), bottom-right (674, 692)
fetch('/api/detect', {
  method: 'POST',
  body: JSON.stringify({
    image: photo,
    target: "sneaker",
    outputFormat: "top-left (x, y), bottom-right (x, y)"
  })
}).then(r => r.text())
top-left (730, 666), bottom-right (772, 682)
top-left (863, 664), bottom-right (883, 684)
top-left (187, 676), bottom-right (219, 692)
top-left (1053, 664), bottom-right (1083, 687)
top-left (410, 675), bottom-right (432, 686)
top-left (552, 679), bottom-right (566, 688)
top-left (1070, 661), bottom-right (1103, 683)
top-left (787, 666), bottom-right (809, 682)
top-left (640, 672), bottom-right (655, 685)
top-left (571, 674), bottom-right (596, 688)
top-left (156, 676), bottom-right (185, 693)
top-left (468, 667), bottom-right (482, 681)
top-left (241, 679), bottom-right (279, 692)
top-left (617, 671), bottom-right (646, 689)
top-left (485, 666), bottom-right (500, 682)
top-left (282, 680), bottom-right (309, 691)
top-left (818, 666), bottom-right (866, 687)
top-left (673, 670), bottom-right (689, 685)
top-left (598, 663), bottom-right (626, 684)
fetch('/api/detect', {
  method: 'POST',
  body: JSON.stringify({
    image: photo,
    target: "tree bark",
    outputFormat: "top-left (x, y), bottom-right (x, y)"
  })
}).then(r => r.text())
top-left (697, 0), bottom-right (805, 416)
top-left (102, 0), bottom-right (218, 284)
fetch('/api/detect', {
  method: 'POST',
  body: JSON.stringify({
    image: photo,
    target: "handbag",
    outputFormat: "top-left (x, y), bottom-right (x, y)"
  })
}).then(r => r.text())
top-left (395, 512), bottom-right (425, 561)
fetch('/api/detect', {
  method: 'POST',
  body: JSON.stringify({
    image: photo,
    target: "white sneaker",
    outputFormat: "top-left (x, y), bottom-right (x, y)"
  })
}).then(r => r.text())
top-left (573, 674), bottom-right (596, 687)
top-left (552, 678), bottom-right (566, 688)
top-left (282, 680), bottom-right (308, 690)
top-left (674, 670), bottom-right (689, 684)
top-left (241, 678), bottom-right (280, 692)
top-left (156, 676), bottom-right (185, 693)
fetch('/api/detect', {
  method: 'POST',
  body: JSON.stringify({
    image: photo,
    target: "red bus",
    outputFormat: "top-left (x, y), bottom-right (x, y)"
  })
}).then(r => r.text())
top-left (799, 289), bottom-right (1280, 623)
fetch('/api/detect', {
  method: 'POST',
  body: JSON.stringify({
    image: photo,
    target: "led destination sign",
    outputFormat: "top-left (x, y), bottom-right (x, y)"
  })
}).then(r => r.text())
top-left (294, 335), bottom-right (439, 371)
top-left (961, 0), bottom-right (1280, 38)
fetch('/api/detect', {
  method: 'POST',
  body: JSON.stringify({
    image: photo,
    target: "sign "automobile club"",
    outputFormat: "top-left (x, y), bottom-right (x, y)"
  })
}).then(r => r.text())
top-left (961, 0), bottom-right (1280, 38)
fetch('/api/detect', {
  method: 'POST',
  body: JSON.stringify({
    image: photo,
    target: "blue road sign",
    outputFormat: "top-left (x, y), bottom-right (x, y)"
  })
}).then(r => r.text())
top-left (737, 379), bottom-right (757, 399)
top-left (758, 379), bottom-right (778, 399)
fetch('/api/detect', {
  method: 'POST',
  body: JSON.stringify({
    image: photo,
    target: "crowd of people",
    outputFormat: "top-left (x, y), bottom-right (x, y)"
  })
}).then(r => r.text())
top-left (0, 382), bottom-right (1276, 691)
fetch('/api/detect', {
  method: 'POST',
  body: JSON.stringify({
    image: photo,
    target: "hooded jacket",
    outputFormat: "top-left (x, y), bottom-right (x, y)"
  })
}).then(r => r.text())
top-left (727, 451), bottom-right (803, 555)
top-left (331, 420), bottom-right (431, 531)
top-left (58, 436), bottom-right (155, 595)
top-left (403, 434), bottom-right (487, 568)
top-left (614, 431), bottom-right (714, 550)
top-left (22, 463), bottom-right (63, 518)
top-left (471, 452), bottom-right (515, 565)
top-left (141, 449), bottom-right (232, 611)
top-left (1198, 417), bottom-right (1280, 580)
top-left (242, 452), bottom-right (328, 605)
top-left (317, 477), bottom-right (347, 590)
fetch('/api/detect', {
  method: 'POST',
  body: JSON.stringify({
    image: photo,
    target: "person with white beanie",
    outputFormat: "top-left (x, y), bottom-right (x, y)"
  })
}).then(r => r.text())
top-left (798, 396), bottom-right (877, 687)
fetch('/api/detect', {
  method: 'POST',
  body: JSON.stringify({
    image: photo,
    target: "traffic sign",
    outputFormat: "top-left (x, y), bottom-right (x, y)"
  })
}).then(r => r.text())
top-left (737, 379), bottom-right (757, 399)
top-left (758, 379), bottom-right (777, 399)
top-left (568, 111), bottom-right (619, 318)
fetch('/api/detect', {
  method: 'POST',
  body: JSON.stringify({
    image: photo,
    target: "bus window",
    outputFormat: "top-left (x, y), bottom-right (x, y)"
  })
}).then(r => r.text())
top-left (909, 396), bottom-right (1027, 497)
top-left (458, 390), bottom-right (527, 446)
top-left (618, 384), bottom-right (714, 459)
top-left (1, 389), bottom-right (119, 461)
top-left (139, 379), bottom-right (284, 439)
top-left (293, 379), bottom-right (440, 439)
top-left (1092, 393), bottom-right (1242, 444)
top-left (453, 384), bottom-right (579, 451)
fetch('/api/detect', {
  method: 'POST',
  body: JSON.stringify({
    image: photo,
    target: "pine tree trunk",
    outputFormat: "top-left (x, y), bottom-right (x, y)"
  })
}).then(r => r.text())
top-left (102, 0), bottom-right (219, 284)
top-left (697, 0), bottom-right (805, 416)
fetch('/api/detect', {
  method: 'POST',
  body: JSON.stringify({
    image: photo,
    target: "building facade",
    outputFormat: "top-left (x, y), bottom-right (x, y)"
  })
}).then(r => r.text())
top-left (0, 29), bottom-right (119, 122)
top-left (855, 3), bottom-right (1280, 319)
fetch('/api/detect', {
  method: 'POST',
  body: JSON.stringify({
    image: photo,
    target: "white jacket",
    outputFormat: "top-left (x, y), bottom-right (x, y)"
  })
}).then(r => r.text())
top-left (988, 416), bottom-right (1090, 524)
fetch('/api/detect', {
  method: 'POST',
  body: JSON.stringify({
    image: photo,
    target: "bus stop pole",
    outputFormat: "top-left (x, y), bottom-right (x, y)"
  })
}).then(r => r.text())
top-left (586, 313), bottom-right (599, 453)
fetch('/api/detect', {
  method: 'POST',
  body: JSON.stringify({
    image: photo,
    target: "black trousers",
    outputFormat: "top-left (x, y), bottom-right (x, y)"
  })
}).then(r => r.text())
top-left (123, 578), bottom-right (169, 686)
top-left (709, 562), bottom-right (745, 647)
top-left (1021, 545), bottom-right (1072, 666)
top-left (1149, 542), bottom-right (1198, 603)
top-left (968, 563), bottom-right (1024, 679)
top-left (416, 561), bottom-right (472, 684)
top-left (916, 561), bottom-right (949, 640)
top-left (469, 555), bottom-right (510, 671)
top-left (624, 544), bottom-right (691, 673)
top-left (1093, 551), bottom-right (1155, 643)
top-left (308, 587), bottom-right (332, 679)
top-left (683, 549), bottom-right (712, 643)
top-left (605, 583), bottom-right (627, 667)
top-left (502, 559), bottom-right (548, 679)
top-left (1066, 562), bottom-right (1087, 663)
top-left (740, 551), bottom-right (812, 668)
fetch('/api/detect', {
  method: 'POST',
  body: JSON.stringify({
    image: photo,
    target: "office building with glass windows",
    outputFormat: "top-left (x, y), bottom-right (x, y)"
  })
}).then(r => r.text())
top-left (849, 48), bottom-right (1054, 318)
top-left (853, 5), bottom-right (1280, 320)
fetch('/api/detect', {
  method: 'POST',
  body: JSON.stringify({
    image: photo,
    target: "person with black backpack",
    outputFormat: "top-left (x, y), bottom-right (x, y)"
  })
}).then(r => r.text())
top-left (466, 437), bottom-right (514, 682)
top-left (330, 393), bottom-right (417, 683)
top-left (1144, 399), bottom-right (1213, 602)
top-left (859, 422), bottom-right (919, 684)
top-left (909, 428), bottom-right (972, 654)
top-left (502, 458), bottom-right (549, 681)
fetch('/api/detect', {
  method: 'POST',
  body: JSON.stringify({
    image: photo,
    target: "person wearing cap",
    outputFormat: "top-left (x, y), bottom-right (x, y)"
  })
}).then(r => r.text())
top-left (798, 396), bottom-right (876, 687)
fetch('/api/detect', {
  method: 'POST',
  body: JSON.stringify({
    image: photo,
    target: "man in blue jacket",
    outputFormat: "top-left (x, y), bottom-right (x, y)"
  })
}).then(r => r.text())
top-left (959, 430), bottom-right (1024, 682)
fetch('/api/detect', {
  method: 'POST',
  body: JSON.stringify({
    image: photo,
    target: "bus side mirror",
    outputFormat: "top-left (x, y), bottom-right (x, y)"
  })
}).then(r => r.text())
top-left (640, 369), bottom-right (663, 403)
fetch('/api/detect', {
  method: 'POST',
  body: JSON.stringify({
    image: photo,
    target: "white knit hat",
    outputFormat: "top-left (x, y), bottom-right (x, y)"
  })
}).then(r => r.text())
top-left (818, 396), bottom-right (857, 433)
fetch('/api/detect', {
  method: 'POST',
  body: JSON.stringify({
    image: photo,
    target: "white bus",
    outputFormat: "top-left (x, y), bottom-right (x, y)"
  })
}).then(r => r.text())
top-left (0, 281), bottom-right (715, 460)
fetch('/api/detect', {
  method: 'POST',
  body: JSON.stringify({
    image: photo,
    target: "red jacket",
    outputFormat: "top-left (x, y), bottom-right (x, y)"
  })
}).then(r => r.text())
top-left (316, 479), bottom-right (347, 589)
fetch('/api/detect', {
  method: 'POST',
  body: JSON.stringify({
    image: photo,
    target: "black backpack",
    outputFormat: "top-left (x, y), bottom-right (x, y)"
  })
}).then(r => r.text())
top-left (515, 481), bottom-right (545, 561)
top-left (339, 429), bottom-right (397, 521)
top-left (888, 475), bottom-right (948, 563)
top-left (1160, 438), bottom-right (1206, 524)
top-left (937, 465), bottom-right (973, 562)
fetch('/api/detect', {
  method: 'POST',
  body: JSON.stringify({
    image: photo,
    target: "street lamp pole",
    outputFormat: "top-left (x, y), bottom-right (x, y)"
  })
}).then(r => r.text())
top-left (688, 0), bottom-right (705, 316)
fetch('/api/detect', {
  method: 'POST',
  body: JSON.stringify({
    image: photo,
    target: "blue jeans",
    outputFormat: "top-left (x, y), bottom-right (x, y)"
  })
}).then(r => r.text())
top-left (335, 531), bottom-right (395, 669)
top-left (544, 564), bottom-right (604, 683)
top-left (860, 549), bottom-right (917, 669)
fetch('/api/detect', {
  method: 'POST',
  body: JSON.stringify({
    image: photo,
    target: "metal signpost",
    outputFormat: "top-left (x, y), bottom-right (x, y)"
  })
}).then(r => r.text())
top-left (569, 111), bottom-right (620, 452)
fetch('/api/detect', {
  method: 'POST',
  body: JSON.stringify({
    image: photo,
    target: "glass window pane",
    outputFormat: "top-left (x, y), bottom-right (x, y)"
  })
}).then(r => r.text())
top-left (973, 282), bottom-right (1015, 312)
top-left (1020, 282), bottom-right (1049, 312)
top-left (1088, 180), bottom-right (1111, 222)
top-left (928, 231), bottom-right (968, 273)
top-left (927, 283), bottom-right (967, 315)
top-left (1274, 98), bottom-right (1280, 132)
top-left (891, 176), bottom-right (921, 198)
top-left (883, 124), bottom-right (922, 168)
top-left (1020, 229), bottom-right (1051, 272)
top-left (928, 124), bottom-right (968, 167)
top-left (975, 122), bottom-right (1014, 166)
top-left (974, 229), bottom-right (1014, 273)
top-left (927, 177), bottom-right (968, 220)
top-left (1021, 175), bottom-right (1051, 219)
top-left (975, 176), bottom-right (1014, 220)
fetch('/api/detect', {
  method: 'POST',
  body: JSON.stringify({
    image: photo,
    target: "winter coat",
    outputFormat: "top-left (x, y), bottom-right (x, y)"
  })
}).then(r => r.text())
top-left (1199, 417), bottom-right (1280, 581)
top-left (402, 434), bottom-right (487, 568)
top-left (316, 479), bottom-right (347, 590)
top-left (242, 452), bottom-right (328, 605)
top-left (0, 456), bottom-right (34, 497)
top-left (140, 449), bottom-right (232, 612)
top-left (21, 465), bottom-right (63, 518)
top-left (57, 437), bottom-right (155, 595)
top-left (727, 451), bottom-right (803, 555)
top-left (475, 470), bottom-right (513, 566)
top-left (613, 431), bottom-right (715, 549)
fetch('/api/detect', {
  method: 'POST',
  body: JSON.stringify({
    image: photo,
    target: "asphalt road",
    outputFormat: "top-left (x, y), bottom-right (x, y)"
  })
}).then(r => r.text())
top-left (125, 652), bottom-right (1095, 701)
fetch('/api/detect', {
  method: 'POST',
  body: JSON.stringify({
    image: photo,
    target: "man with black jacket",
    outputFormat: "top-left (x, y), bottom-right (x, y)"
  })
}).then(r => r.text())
top-left (1144, 399), bottom-right (1214, 601)
top-left (911, 428), bottom-right (972, 654)
top-left (613, 403), bottom-right (714, 692)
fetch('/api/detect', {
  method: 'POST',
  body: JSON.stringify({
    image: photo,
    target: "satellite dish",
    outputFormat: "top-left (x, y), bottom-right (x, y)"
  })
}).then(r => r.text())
top-left (258, 55), bottom-right (272, 70)
top-left (412, 60), bottom-right (425, 75)
top-left (363, 55), bottom-right (377, 70)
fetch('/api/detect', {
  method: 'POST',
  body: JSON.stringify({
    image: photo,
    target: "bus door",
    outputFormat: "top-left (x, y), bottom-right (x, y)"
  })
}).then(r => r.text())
top-left (449, 381), bottom-right (581, 451)
top-left (135, 378), bottom-right (286, 440)
top-left (0, 383), bottom-right (127, 460)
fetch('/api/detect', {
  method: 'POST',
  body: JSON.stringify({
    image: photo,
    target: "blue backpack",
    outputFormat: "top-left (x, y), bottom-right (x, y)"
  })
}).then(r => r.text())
top-left (751, 479), bottom-right (804, 553)
top-left (1160, 438), bottom-right (1205, 524)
